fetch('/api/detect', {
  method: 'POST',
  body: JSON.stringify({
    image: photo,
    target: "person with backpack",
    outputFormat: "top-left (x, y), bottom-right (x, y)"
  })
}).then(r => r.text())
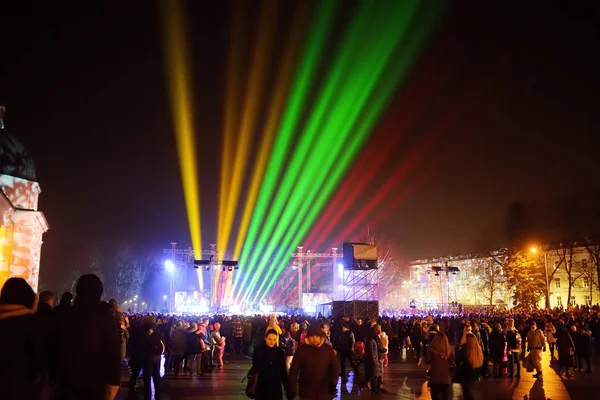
top-left (282, 330), bottom-right (296, 371)
top-left (506, 318), bottom-right (521, 378)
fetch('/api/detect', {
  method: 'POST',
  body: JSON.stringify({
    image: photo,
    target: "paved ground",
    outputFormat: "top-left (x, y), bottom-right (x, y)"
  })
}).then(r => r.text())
top-left (122, 349), bottom-right (599, 400)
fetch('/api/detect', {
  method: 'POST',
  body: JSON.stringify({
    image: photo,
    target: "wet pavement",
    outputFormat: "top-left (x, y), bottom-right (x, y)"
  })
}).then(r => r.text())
top-left (122, 349), bottom-right (598, 399)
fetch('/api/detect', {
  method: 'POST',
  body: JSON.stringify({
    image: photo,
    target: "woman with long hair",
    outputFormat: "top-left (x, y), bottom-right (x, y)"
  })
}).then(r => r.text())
top-left (426, 332), bottom-right (454, 400)
top-left (459, 333), bottom-right (483, 400)
top-left (252, 329), bottom-right (289, 399)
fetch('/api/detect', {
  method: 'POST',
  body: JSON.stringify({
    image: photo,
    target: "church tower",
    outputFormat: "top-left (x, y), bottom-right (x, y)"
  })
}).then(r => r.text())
top-left (0, 106), bottom-right (49, 291)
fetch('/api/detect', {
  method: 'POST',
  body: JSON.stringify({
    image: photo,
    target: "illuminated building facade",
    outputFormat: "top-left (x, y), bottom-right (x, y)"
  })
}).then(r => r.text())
top-left (0, 115), bottom-right (49, 291)
top-left (408, 251), bottom-right (511, 310)
top-left (408, 245), bottom-right (600, 310)
top-left (542, 245), bottom-right (600, 308)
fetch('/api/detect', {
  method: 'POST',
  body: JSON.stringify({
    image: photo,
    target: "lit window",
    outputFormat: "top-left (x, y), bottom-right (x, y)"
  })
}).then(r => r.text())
top-left (570, 296), bottom-right (576, 305)
top-left (583, 278), bottom-right (590, 288)
top-left (556, 296), bottom-right (562, 306)
top-left (555, 278), bottom-right (560, 288)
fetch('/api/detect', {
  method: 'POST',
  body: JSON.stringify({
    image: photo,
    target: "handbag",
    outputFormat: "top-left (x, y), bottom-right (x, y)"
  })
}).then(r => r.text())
top-left (244, 366), bottom-right (258, 399)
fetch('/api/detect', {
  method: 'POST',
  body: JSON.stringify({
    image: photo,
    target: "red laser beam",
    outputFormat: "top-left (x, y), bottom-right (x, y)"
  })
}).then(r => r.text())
top-left (303, 46), bottom-right (465, 251)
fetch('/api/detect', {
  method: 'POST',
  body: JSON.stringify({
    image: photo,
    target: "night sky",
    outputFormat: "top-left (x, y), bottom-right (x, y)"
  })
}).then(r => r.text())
top-left (1, 1), bottom-right (599, 284)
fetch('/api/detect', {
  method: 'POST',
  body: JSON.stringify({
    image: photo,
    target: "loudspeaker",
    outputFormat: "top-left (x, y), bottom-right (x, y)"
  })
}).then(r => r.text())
top-left (342, 242), bottom-right (378, 270)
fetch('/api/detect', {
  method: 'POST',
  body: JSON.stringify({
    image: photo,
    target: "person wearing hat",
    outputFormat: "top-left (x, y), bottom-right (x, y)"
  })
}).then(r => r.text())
top-left (0, 277), bottom-right (42, 400)
top-left (289, 326), bottom-right (341, 399)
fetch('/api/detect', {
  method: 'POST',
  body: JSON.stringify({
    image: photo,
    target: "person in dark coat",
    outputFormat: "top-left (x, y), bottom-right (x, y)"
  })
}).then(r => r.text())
top-left (51, 274), bottom-right (121, 400)
top-left (488, 323), bottom-right (506, 377)
top-left (289, 326), bottom-right (340, 400)
top-left (252, 329), bottom-right (289, 400)
top-left (364, 324), bottom-right (386, 393)
top-left (556, 326), bottom-right (575, 376)
top-left (0, 278), bottom-right (43, 400)
top-left (575, 325), bottom-right (593, 373)
top-left (333, 321), bottom-right (359, 382)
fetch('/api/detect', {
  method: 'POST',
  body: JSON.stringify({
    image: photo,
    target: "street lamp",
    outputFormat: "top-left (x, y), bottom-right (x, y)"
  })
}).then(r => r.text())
top-left (530, 246), bottom-right (549, 309)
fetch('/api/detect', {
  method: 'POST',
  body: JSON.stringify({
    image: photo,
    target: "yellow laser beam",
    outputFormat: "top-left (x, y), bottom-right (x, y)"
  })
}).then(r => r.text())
top-left (223, 2), bottom-right (310, 305)
top-left (216, 0), bottom-right (278, 304)
top-left (218, 0), bottom-right (245, 260)
top-left (161, 0), bottom-right (203, 289)
top-left (220, 0), bottom-right (277, 253)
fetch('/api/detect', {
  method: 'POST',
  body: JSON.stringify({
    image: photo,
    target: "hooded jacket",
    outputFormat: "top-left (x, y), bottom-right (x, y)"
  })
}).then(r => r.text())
top-left (289, 336), bottom-right (340, 400)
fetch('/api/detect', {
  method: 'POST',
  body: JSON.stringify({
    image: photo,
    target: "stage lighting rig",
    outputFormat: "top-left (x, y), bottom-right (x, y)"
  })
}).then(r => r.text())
top-left (194, 256), bottom-right (239, 270)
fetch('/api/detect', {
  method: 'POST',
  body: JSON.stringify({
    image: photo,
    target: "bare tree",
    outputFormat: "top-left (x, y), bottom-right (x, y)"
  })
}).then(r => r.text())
top-left (363, 224), bottom-right (403, 304)
top-left (584, 241), bottom-right (600, 293)
top-left (574, 253), bottom-right (597, 305)
top-left (554, 242), bottom-right (582, 306)
top-left (474, 251), bottom-right (509, 306)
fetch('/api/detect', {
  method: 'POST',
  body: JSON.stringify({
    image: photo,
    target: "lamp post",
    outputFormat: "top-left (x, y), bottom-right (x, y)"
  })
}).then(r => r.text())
top-left (530, 246), bottom-right (549, 309)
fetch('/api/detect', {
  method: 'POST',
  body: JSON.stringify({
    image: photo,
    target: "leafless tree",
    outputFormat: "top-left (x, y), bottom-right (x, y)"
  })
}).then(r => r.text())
top-left (474, 251), bottom-right (509, 305)
top-left (584, 241), bottom-right (600, 293)
top-left (554, 242), bottom-right (582, 306)
top-left (363, 224), bottom-right (404, 303)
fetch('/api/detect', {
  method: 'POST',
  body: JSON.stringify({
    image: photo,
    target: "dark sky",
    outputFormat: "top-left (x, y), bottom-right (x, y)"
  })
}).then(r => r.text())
top-left (1, 1), bottom-right (599, 282)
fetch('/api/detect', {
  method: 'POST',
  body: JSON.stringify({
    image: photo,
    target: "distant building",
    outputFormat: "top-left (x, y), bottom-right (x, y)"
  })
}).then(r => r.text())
top-left (0, 109), bottom-right (49, 291)
top-left (408, 251), bottom-right (511, 311)
top-left (543, 245), bottom-right (600, 308)
top-left (406, 245), bottom-right (600, 310)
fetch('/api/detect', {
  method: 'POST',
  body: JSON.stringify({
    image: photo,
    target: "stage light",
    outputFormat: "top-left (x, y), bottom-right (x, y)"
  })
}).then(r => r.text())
top-left (163, 295), bottom-right (167, 300)
top-left (165, 260), bottom-right (174, 272)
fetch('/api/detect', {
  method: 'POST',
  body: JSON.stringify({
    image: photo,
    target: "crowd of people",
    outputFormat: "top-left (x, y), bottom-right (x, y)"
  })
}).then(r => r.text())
top-left (1, 273), bottom-right (599, 400)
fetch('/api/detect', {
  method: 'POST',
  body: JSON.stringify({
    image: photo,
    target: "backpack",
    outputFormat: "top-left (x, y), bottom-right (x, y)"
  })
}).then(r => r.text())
top-left (513, 330), bottom-right (522, 353)
top-left (284, 338), bottom-right (296, 356)
top-left (354, 341), bottom-right (365, 357)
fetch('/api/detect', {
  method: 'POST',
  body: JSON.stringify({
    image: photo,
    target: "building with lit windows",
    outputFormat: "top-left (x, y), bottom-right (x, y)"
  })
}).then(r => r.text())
top-left (542, 245), bottom-right (600, 308)
top-left (408, 251), bottom-right (511, 311)
top-left (406, 245), bottom-right (600, 310)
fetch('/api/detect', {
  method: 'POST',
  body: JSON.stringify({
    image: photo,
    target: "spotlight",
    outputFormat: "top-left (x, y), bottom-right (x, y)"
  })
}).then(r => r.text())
top-left (165, 260), bottom-right (174, 272)
top-left (228, 266), bottom-right (233, 272)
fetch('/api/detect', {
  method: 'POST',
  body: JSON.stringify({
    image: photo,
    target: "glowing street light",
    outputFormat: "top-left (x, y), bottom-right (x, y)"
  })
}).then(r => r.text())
top-left (165, 260), bottom-right (175, 272)
top-left (163, 295), bottom-right (168, 300)
top-left (529, 244), bottom-right (550, 309)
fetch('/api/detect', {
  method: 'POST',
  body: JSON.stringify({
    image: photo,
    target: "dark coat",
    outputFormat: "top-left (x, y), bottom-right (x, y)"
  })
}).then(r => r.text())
top-left (488, 330), bottom-right (506, 363)
top-left (170, 328), bottom-right (187, 356)
top-left (557, 330), bottom-right (575, 368)
top-left (0, 305), bottom-right (43, 400)
top-left (426, 348), bottom-right (454, 385)
top-left (252, 344), bottom-right (288, 400)
top-left (289, 337), bottom-right (340, 400)
top-left (575, 331), bottom-right (592, 356)
top-left (51, 299), bottom-right (121, 400)
top-left (364, 333), bottom-right (386, 379)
